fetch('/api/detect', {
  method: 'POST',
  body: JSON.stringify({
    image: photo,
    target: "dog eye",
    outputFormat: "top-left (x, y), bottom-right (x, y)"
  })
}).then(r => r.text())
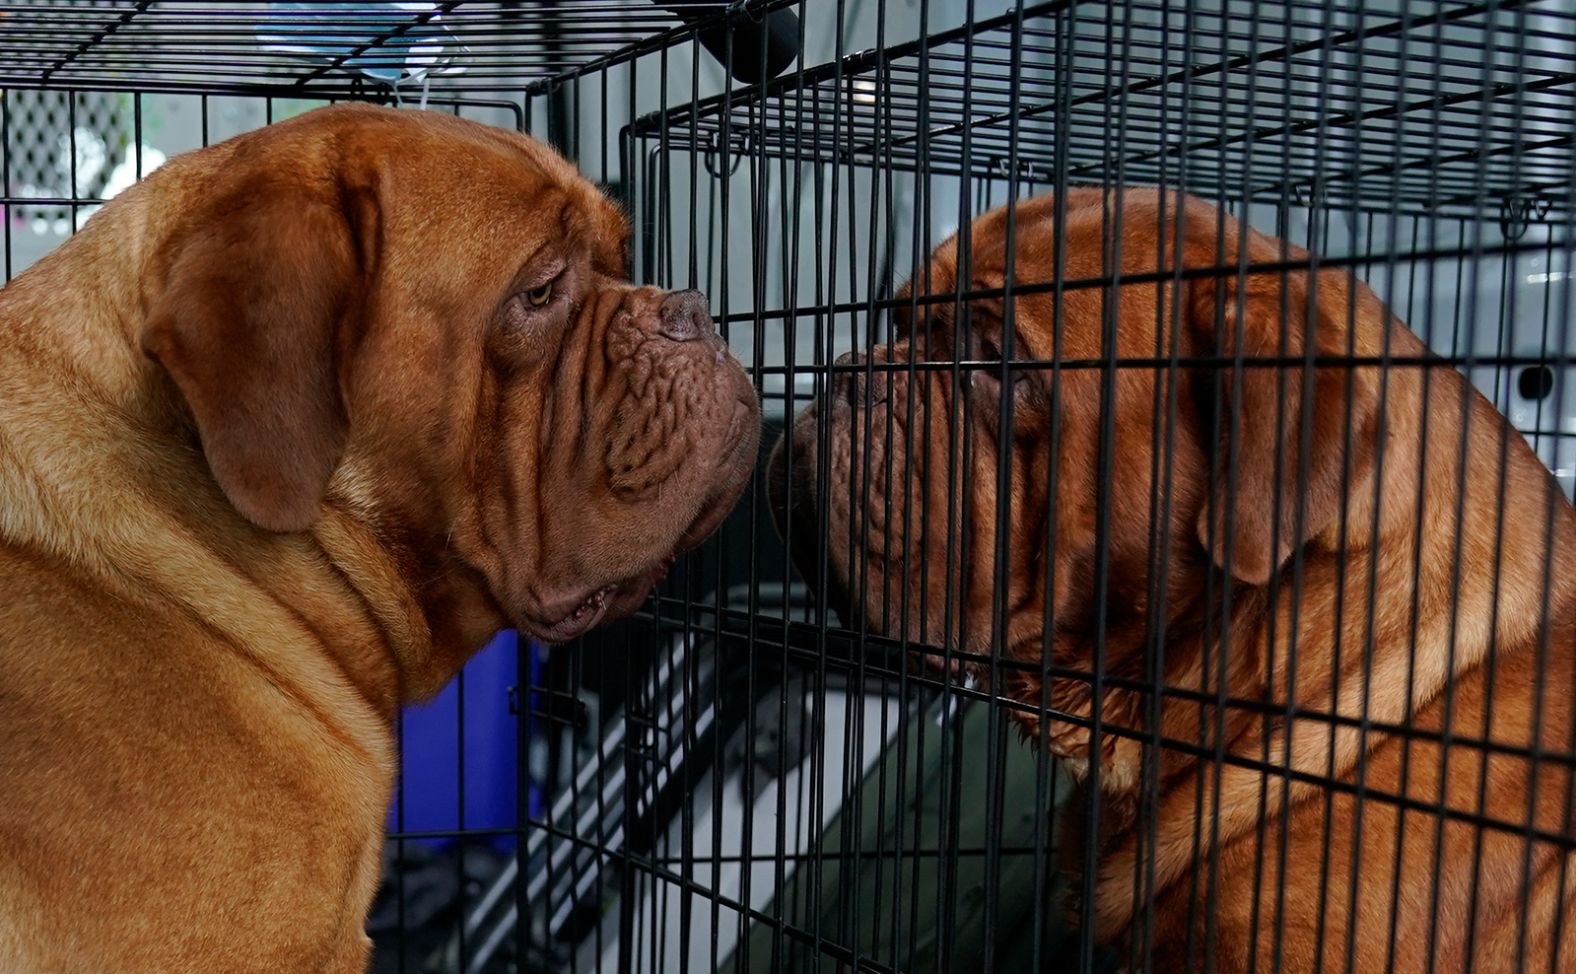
top-left (526, 282), bottom-right (553, 306)
top-left (971, 333), bottom-right (1030, 385)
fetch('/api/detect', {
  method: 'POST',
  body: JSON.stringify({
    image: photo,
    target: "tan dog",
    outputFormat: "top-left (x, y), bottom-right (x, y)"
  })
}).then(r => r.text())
top-left (769, 186), bottom-right (1576, 972)
top-left (0, 104), bottom-right (758, 973)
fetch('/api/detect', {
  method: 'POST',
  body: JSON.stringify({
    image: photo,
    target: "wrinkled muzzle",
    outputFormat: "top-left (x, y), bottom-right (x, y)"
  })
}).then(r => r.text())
top-left (501, 287), bottom-right (760, 645)
top-left (767, 346), bottom-right (948, 649)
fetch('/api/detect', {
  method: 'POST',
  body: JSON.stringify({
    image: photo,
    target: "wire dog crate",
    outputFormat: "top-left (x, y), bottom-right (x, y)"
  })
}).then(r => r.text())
top-left (4, 2), bottom-right (1575, 973)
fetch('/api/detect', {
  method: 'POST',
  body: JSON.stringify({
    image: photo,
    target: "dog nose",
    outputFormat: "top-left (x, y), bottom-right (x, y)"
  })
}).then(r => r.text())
top-left (836, 350), bottom-right (888, 408)
top-left (658, 289), bottom-right (715, 342)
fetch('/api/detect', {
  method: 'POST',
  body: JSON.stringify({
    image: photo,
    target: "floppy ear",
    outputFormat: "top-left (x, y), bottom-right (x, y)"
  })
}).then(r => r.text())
top-left (1189, 266), bottom-right (1381, 585)
top-left (142, 176), bottom-right (368, 533)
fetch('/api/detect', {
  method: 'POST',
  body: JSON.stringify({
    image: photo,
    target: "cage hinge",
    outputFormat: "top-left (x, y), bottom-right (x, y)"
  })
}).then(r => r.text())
top-left (703, 128), bottom-right (748, 178)
top-left (1499, 192), bottom-right (1552, 241)
top-left (1292, 178), bottom-right (1327, 211)
top-left (993, 155), bottom-right (1042, 182)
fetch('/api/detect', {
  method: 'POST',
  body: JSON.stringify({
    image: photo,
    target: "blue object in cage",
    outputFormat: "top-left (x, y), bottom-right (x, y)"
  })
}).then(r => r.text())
top-left (388, 631), bottom-right (543, 850)
top-left (256, 2), bottom-right (469, 88)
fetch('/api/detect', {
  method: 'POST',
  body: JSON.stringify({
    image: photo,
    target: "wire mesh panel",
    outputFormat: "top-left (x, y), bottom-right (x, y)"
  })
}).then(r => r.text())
top-left (4, 2), bottom-right (1575, 973)
top-left (0, 1), bottom-right (726, 97)
top-left (627, 1), bottom-right (1576, 972)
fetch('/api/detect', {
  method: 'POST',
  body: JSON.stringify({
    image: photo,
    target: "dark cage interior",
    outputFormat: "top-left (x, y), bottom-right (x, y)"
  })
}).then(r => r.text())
top-left (2, 1), bottom-right (1575, 973)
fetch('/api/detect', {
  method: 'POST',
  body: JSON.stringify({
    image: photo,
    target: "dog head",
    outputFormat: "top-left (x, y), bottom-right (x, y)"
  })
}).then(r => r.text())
top-left (768, 187), bottom-right (1387, 773)
top-left (138, 104), bottom-right (758, 669)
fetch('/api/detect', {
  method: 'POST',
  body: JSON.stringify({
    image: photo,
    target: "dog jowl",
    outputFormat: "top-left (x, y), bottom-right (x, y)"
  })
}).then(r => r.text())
top-left (769, 186), bottom-right (1576, 973)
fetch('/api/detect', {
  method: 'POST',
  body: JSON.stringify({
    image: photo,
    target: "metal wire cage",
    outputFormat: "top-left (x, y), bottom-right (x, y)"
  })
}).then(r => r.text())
top-left (4, 2), bottom-right (1575, 973)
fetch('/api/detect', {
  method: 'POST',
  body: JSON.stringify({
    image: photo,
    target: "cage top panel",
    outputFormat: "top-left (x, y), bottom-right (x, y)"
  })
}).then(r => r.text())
top-left (634, 0), bottom-right (1576, 221)
top-left (0, 0), bottom-right (729, 98)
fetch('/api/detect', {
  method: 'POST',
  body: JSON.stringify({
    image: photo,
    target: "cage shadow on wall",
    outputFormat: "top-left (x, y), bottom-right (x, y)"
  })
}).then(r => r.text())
top-left (3, 2), bottom-right (1575, 973)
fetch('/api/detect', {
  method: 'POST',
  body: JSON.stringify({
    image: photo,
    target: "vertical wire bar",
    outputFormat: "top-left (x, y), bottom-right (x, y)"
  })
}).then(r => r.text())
top-left (669, 34), bottom-right (698, 974)
top-left (1205, 14), bottom-right (1256, 966)
top-left (563, 69), bottom-right (586, 974)
top-left (617, 78), bottom-right (639, 955)
top-left (1233, 6), bottom-right (1283, 972)
top-left (638, 44), bottom-right (675, 970)
top-left (863, 1), bottom-right (899, 965)
top-left (847, 10), bottom-right (883, 969)
top-left (840, 237), bottom-right (864, 963)
top-left (396, 712), bottom-right (408, 970)
top-left (601, 55), bottom-right (636, 973)
top-left (514, 644), bottom-right (533, 964)
top-left (710, 20), bottom-right (737, 974)
top-left (1137, 21), bottom-right (1198, 966)
top-left (131, 89), bottom-right (142, 185)
top-left (1420, 5), bottom-right (1507, 972)
top-left (883, 14), bottom-right (917, 969)
top-left (689, 29), bottom-right (701, 293)
top-left (1421, 217), bottom-right (1475, 974)
top-left (1, 86), bottom-right (10, 283)
top-left (1032, 3), bottom-right (1075, 968)
top-left (66, 93), bottom-right (78, 234)
top-left (1080, 5), bottom-right (1137, 967)
top-left (455, 655), bottom-right (468, 967)
top-left (812, 2), bottom-right (851, 963)
top-left (939, 3), bottom-right (981, 967)
top-left (1383, 204), bottom-right (1431, 973)
top-left (544, 647), bottom-right (562, 970)
top-left (734, 10), bottom-right (774, 969)
top-left (982, 3), bottom-right (1029, 969)
top-left (640, 633), bottom-right (655, 974)
top-left (1384, 6), bottom-right (1459, 966)
top-left (1460, 7), bottom-right (1530, 970)
top-left (623, 43), bottom-right (645, 959)
top-left (846, 6), bottom-right (893, 971)
top-left (1125, 16), bottom-right (1166, 961)
top-left (774, 6), bottom-right (811, 970)
top-left (503, 84), bottom-right (543, 974)
top-left (837, 24), bottom-right (869, 963)
top-left (929, 23), bottom-right (965, 966)
top-left (1339, 8), bottom-right (1406, 970)
top-left (903, 5), bottom-right (939, 967)
top-left (1182, 8), bottom-right (1224, 964)
top-left (567, 648), bottom-right (586, 974)
top-left (807, 27), bottom-right (836, 973)
top-left (562, 61), bottom-right (590, 933)
top-left (677, 28), bottom-right (703, 974)
top-left (871, 19), bottom-right (902, 974)
top-left (1299, 7), bottom-right (1354, 972)
top-left (656, 48), bottom-right (671, 291)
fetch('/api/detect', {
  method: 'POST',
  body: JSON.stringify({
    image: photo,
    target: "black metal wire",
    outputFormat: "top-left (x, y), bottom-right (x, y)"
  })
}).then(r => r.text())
top-left (635, 1), bottom-right (1576, 221)
top-left (0, 1), bottom-right (730, 95)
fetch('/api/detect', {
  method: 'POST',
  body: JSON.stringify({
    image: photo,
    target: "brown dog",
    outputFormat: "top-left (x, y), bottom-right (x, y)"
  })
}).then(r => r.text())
top-left (0, 103), bottom-right (758, 973)
top-left (769, 186), bottom-right (1576, 972)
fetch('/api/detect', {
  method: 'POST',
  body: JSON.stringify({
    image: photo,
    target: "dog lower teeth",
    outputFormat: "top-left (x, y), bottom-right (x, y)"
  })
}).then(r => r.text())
top-left (569, 586), bottom-right (617, 621)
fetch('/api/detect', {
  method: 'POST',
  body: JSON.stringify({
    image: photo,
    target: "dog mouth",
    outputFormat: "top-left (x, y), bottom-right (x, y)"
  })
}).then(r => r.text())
top-left (528, 584), bottom-right (618, 643)
top-left (523, 395), bottom-right (757, 646)
top-left (522, 549), bottom-right (681, 645)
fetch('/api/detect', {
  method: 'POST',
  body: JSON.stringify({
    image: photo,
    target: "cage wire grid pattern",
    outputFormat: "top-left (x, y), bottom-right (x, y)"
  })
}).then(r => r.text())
top-left (2, 1), bottom-right (1576, 973)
